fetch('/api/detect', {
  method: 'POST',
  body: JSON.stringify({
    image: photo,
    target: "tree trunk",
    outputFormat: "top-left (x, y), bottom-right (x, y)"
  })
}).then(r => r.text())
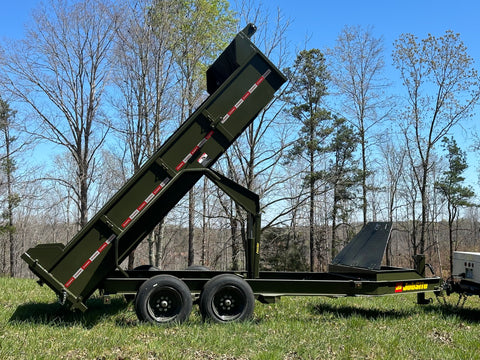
top-left (188, 188), bottom-right (195, 266)
top-left (309, 158), bottom-right (315, 272)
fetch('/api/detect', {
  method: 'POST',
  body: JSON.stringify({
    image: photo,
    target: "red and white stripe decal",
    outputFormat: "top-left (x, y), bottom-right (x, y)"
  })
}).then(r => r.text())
top-left (119, 70), bottom-right (273, 235)
top-left (175, 130), bottom-right (215, 171)
top-left (64, 235), bottom-right (115, 288)
top-left (174, 69), bottom-right (272, 172)
top-left (121, 177), bottom-right (171, 229)
top-left (221, 69), bottom-right (271, 124)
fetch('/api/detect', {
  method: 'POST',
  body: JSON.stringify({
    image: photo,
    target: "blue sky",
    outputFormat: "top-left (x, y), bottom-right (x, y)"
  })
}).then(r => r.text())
top-left (2, 0), bottom-right (479, 80)
top-left (1, 0), bottom-right (479, 187)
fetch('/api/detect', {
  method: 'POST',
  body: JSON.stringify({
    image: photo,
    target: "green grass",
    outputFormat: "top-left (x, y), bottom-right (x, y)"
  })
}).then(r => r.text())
top-left (2, 277), bottom-right (480, 359)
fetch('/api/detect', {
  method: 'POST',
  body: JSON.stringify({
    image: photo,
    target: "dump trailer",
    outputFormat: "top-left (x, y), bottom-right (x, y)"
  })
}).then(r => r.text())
top-left (23, 24), bottom-right (442, 325)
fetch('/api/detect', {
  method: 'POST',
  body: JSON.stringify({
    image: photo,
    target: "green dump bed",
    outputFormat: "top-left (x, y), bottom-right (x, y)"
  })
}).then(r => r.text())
top-left (22, 24), bottom-right (287, 311)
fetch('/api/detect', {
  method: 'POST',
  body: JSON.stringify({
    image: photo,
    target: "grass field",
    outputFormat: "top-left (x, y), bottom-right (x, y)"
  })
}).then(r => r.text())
top-left (2, 277), bottom-right (480, 359)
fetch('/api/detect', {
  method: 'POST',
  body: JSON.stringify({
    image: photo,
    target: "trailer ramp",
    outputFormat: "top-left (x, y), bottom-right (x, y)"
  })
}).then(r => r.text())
top-left (331, 222), bottom-right (391, 270)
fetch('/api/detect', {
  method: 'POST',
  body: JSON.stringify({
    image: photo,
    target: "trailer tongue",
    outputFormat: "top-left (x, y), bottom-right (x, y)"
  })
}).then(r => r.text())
top-left (22, 24), bottom-right (441, 324)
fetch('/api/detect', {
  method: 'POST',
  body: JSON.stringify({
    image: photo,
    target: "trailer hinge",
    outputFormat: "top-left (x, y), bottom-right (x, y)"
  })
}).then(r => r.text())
top-left (100, 215), bottom-right (123, 236)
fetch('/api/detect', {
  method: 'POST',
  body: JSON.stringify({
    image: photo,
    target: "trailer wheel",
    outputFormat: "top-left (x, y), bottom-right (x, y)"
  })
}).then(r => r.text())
top-left (199, 274), bottom-right (255, 323)
top-left (135, 275), bottom-right (192, 325)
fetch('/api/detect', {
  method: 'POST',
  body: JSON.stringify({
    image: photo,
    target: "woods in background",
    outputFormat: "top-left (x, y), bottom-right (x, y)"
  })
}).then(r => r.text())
top-left (0, 0), bottom-right (479, 278)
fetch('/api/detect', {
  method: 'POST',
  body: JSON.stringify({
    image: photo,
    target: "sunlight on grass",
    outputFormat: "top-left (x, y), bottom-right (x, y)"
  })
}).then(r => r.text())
top-left (2, 277), bottom-right (480, 359)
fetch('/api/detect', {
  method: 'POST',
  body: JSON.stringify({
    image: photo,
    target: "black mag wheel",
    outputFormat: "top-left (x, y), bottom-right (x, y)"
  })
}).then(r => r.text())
top-left (135, 275), bottom-right (192, 325)
top-left (199, 274), bottom-right (255, 323)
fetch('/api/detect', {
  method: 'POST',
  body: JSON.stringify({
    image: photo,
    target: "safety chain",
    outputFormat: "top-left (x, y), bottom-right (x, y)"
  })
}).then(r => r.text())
top-left (58, 290), bottom-right (67, 306)
top-left (434, 280), bottom-right (468, 309)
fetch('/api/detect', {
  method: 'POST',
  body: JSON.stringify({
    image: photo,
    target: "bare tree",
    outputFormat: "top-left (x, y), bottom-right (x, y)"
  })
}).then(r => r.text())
top-left (162, 0), bottom-right (236, 267)
top-left (393, 31), bottom-right (480, 254)
top-left (0, 98), bottom-right (20, 276)
top-left (328, 25), bottom-right (392, 226)
top-left (0, 0), bottom-right (117, 227)
top-left (220, 0), bottom-right (293, 270)
top-left (111, 0), bottom-right (178, 269)
top-left (379, 134), bottom-right (406, 265)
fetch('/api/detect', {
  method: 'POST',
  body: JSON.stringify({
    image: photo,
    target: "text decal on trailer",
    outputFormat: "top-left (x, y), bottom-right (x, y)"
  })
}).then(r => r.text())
top-left (395, 282), bottom-right (428, 293)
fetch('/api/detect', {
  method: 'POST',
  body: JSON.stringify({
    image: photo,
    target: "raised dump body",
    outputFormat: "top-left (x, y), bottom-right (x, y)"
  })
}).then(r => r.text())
top-left (22, 24), bottom-right (287, 312)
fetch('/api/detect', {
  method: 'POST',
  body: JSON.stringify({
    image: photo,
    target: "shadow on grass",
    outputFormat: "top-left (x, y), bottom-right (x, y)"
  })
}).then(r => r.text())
top-left (309, 296), bottom-right (480, 323)
top-left (9, 296), bottom-right (131, 329)
top-left (308, 301), bottom-right (416, 320)
top-left (421, 301), bottom-right (480, 323)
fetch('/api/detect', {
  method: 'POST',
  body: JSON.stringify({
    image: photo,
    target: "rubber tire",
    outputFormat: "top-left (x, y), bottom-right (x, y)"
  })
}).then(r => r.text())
top-left (135, 275), bottom-right (192, 325)
top-left (199, 274), bottom-right (255, 323)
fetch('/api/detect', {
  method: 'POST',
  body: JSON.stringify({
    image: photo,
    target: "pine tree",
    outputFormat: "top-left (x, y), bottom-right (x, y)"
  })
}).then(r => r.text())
top-left (284, 49), bottom-right (332, 271)
top-left (435, 137), bottom-right (475, 274)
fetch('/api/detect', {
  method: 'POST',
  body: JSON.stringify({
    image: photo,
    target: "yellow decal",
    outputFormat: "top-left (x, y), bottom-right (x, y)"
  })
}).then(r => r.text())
top-left (403, 283), bottom-right (428, 291)
top-left (395, 282), bottom-right (428, 293)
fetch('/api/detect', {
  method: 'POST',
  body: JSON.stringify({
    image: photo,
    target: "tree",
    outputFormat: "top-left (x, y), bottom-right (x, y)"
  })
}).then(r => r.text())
top-left (0, 98), bottom-right (20, 276)
top-left (159, 0), bottom-right (236, 267)
top-left (318, 116), bottom-right (360, 258)
top-left (111, 0), bottom-right (178, 269)
top-left (435, 137), bottom-right (475, 274)
top-left (379, 135), bottom-right (406, 265)
top-left (0, 0), bottom-right (117, 228)
top-left (328, 25), bottom-right (392, 226)
top-left (284, 49), bottom-right (332, 271)
top-left (222, 0), bottom-right (292, 270)
top-left (393, 30), bottom-right (480, 254)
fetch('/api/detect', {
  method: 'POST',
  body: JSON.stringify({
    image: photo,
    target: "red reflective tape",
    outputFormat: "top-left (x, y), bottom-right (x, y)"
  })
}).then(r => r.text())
top-left (98, 242), bottom-right (109, 253)
top-left (205, 130), bottom-right (214, 139)
top-left (121, 218), bottom-right (131, 228)
top-left (242, 91), bottom-right (251, 101)
top-left (176, 162), bottom-right (185, 171)
top-left (137, 201), bottom-right (147, 211)
top-left (256, 76), bottom-right (265, 86)
top-left (65, 277), bottom-right (75, 288)
top-left (81, 259), bottom-right (92, 270)
top-left (153, 184), bottom-right (164, 195)
top-left (228, 107), bottom-right (236, 116)
top-left (190, 145), bottom-right (200, 155)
